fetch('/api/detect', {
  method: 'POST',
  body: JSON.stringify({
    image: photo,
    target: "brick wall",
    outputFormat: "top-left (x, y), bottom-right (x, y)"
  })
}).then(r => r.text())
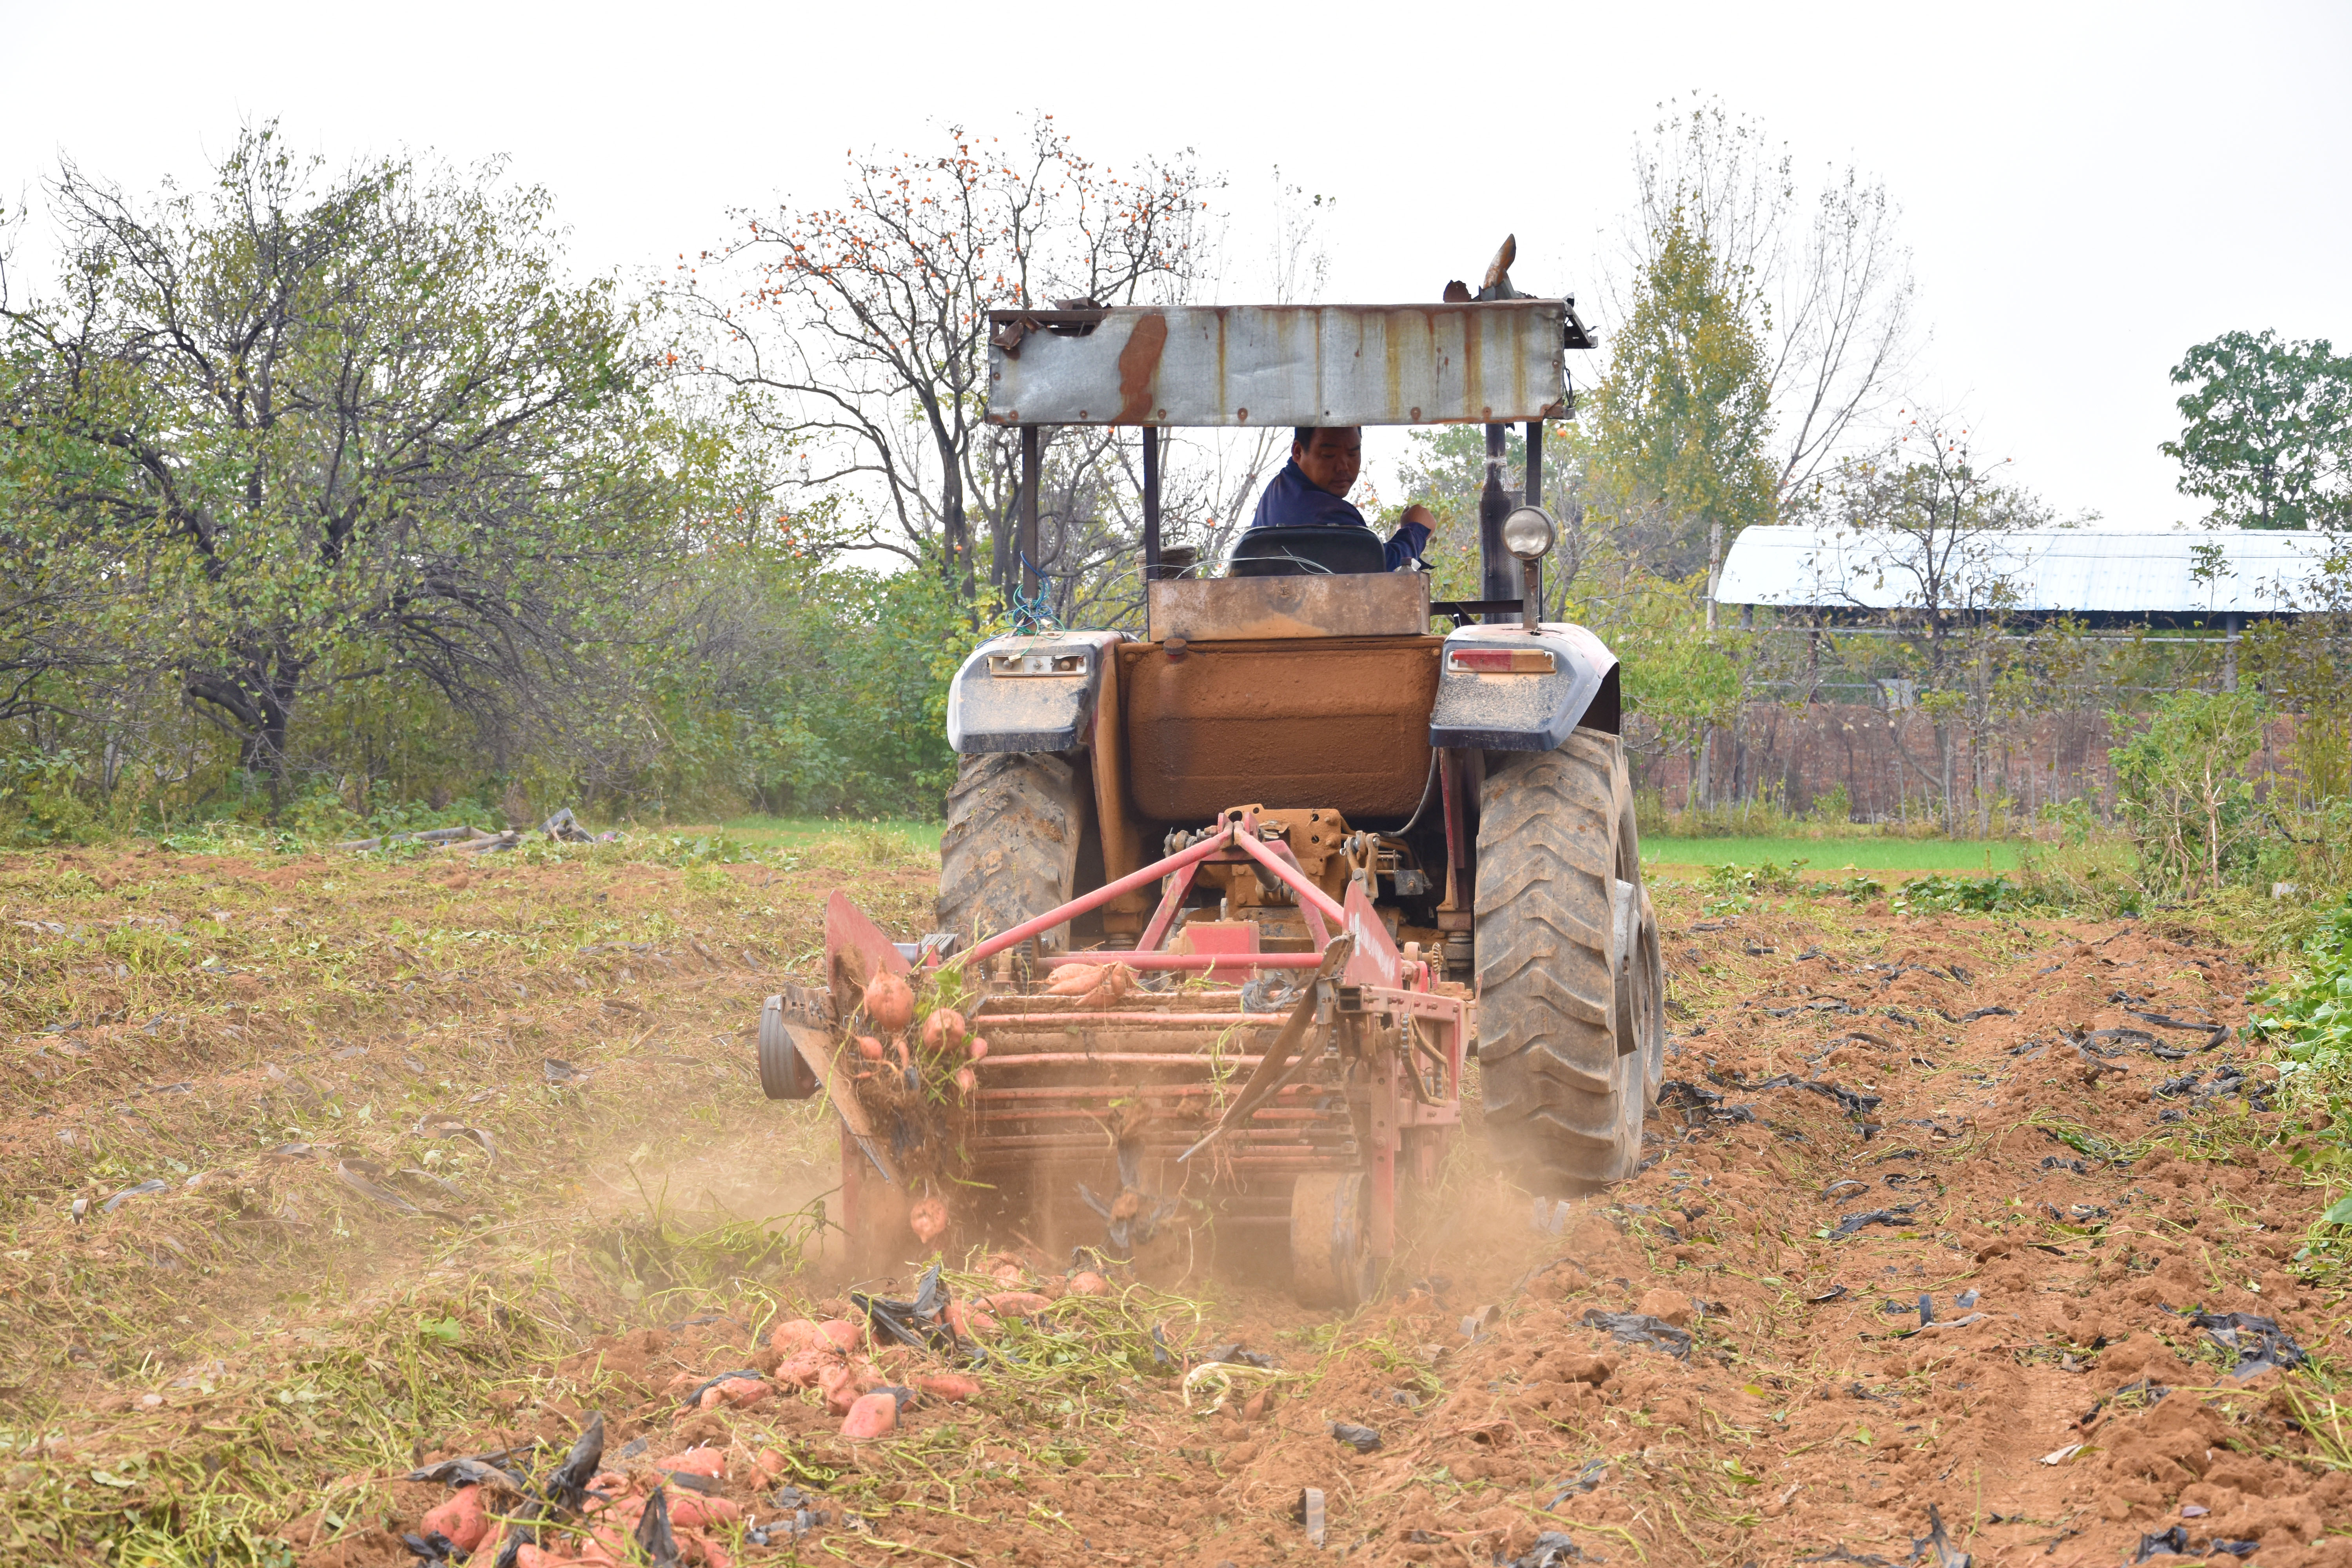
top-left (1627, 704), bottom-right (2303, 822)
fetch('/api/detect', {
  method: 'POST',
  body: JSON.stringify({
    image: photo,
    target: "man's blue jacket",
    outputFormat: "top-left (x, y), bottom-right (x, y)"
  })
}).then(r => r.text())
top-left (1248, 461), bottom-right (1430, 572)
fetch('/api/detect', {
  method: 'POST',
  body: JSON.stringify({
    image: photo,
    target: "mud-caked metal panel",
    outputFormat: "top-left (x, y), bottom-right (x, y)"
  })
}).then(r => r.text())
top-left (1120, 638), bottom-right (1442, 820)
top-left (1147, 574), bottom-right (1429, 643)
top-left (987, 303), bottom-right (1570, 428)
top-left (1427, 623), bottom-right (1619, 751)
top-left (946, 630), bottom-right (1126, 754)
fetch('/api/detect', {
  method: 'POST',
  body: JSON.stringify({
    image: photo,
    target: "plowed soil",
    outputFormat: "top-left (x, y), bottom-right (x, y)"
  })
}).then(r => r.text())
top-left (3, 840), bottom-right (2347, 1568)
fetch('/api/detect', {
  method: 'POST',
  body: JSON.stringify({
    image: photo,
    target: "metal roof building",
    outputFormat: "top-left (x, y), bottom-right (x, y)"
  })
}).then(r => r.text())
top-left (1714, 526), bottom-right (2341, 621)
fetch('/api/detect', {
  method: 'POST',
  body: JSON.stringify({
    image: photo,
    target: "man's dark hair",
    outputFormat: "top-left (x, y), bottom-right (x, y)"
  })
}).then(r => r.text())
top-left (1293, 426), bottom-right (1316, 451)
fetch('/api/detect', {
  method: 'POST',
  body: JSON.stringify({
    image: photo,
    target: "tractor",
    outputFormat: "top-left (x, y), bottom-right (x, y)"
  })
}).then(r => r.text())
top-left (757, 245), bottom-right (1666, 1304)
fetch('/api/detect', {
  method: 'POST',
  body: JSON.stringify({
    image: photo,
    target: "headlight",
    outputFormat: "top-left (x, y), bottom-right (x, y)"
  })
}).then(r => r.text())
top-left (1501, 506), bottom-right (1556, 562)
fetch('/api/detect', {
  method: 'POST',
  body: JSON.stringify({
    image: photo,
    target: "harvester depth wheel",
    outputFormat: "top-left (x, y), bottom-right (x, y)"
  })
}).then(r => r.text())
top-left (1289, 1171), bottom-right (1375, 1309)
top-left (757, 995), bottom-right (817, 1101)
top-left (1474, 731), bottom-right (1655, 1191)
top-left (937, 752), bottom-right (1084, 949)
top-left (1632, 884), bottom-right (1666, 1108)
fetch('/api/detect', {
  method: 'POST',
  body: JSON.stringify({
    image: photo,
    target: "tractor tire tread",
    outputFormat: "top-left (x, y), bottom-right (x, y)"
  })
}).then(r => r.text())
top-left (937, 751), bottom-right (1083, 947)
top-left (1476, 731), bottom-right (1645, 1191)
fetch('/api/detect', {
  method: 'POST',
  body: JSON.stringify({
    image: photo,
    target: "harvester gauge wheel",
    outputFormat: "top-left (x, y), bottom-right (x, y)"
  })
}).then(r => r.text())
top-left (757, 995), bottom-right (817, 1101)
top-left (1290, 1171), bottom-right (1376, 1309)
top-left (1632, 885), bottom-right (1666, 1109)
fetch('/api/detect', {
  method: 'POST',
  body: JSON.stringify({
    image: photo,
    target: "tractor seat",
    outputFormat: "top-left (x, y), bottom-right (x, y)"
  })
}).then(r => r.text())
top-left (1224, 524), bottom-right (1388, 578)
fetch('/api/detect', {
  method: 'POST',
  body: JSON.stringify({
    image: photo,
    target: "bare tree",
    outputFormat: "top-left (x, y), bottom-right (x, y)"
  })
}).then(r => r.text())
top-left (682, 117), bottom-right (1212, 600)
top-left (1617, 96), bottom-right (1918, 500)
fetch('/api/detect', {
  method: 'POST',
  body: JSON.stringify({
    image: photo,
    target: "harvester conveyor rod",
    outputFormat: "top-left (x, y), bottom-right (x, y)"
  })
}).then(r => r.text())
top-left (961, 1051), bottom-right (1272, 1068)
top-left (977, 1011), bottom-right (1288, 1028)
top-left (974, 1082), bottom-right (1328, 1101)
top-left (1042, 953), bottom-right (1325, 970)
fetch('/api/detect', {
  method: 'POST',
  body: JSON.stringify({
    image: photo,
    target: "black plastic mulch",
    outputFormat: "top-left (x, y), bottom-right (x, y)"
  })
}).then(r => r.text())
top-left (1578, 1309), bottom-right (1692, 1359)
top-left (1828, 1205), bottom-right (1916, 1240)
top-left (2187, 1310), bottom-right (2309, 1378)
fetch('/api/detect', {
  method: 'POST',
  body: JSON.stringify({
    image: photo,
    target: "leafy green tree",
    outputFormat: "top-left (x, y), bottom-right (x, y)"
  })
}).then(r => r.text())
top-left (2162, 329), bottom-right (2352, 530)
top-left (0, 126), bottom-right (687, 795)
top-left (2243, 535), bottom-right (2352, 805)
top-left (2111, 690), bottom-right (2271, 898)
top-left (1568, 565), bottom-right (1745, 799)
top-left (1391, 421), bottom-right (1592, 614)
top-left (1588, 216), bottom-right (1778, 580)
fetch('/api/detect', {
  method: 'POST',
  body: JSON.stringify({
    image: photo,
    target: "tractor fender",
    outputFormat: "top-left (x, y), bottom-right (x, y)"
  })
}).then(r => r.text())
top-left (946, 629), bottom-right (1127, 754)
top-left (1427, 622), bottom-right (1620, 751)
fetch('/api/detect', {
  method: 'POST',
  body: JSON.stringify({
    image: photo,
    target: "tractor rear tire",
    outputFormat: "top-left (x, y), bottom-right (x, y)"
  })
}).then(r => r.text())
top-left (937, 752), bottom-right (1084, 949)
top-left (1474, 731), bottom-right (1655, 1192)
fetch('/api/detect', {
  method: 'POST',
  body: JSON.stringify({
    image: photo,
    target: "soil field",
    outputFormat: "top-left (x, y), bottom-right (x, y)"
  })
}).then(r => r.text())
top-left (2, 836), bottom-right (2347, 1568)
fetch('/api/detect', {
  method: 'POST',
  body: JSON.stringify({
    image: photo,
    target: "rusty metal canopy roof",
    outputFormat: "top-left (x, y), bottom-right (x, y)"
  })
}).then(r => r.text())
top-left (1715, 525), bottom-right (2342, 616)
top-left (984, 301), bottom-right (1583, 428)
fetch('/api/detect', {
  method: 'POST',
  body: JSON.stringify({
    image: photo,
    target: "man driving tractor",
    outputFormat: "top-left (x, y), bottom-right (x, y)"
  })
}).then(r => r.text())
top-left (1250, 426), bottom-right (1438, 571)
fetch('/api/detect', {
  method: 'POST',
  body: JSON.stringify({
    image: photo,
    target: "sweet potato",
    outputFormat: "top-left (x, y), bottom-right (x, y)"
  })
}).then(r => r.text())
top-left (840, 1390), bottom-right (899, 1440)
top-left (967, 1036), bottom-right (989, 1061)
top-left (944, 1300), bottom-right (999, 1337)
top-left (855, 1034), bottom-right (885, 1061)
top-left (920, 1008), bottom-right (966, 1054)
top-left (862, 972), bottom-right (915, 1033)
top-left (909, 1194), bottom-right (948, 1243)
top-left (982, 1290), bottom-right (1054, 1319)
top-left (767, 1319), bottom-right (831, 1355)
top-left (953, 1066), bottom-right (977, 1096)
top-left (421, 1483), bottom-right (489, 1553)
top-left (653, 1446), bottom-right (726, 1480)
top-left (772, 1348), bottom-right (836, 1389)
top-left (913, 1372), bottom-right (983, 1403)
top-left (697, 1375), bottom-right (768, 1411)
top-left (817, 1318), bottom-right (864, 1354)
top-left (1068, 1270), bottom-right (1110, 1297)
top-left (1045, 963), bottom-right (1103, 996)
top-left (1049, 961), bottom-right (1137, 1009)
top-left (816, 1359), bottom-right (882, 1414)
top-left (753, 1447), bottom-right (789, 1482)
top-left (666, 1492), bottom-right (742, 1530)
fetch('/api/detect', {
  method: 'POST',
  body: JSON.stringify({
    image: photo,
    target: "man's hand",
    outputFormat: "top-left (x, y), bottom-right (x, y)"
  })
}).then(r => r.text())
top-left (1402, 503), bottom-right (1438, 534)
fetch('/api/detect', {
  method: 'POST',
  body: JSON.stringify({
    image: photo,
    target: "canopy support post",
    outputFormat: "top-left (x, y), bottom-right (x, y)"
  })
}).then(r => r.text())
top-left (1142, 425), bottom-right (1162, 580)
top-left (1019, 425), bottom-right (1042, 608)
top-left (1479, 423), bottom-right (1514, 621)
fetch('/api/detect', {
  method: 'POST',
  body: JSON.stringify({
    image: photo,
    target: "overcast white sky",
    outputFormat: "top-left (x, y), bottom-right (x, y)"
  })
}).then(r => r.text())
top-left (5, 0), bottom-right (2347, 530)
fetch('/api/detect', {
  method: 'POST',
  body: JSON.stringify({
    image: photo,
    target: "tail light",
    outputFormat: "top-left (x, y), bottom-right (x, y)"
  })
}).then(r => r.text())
top-left (1447, 648), bottom-right (1556, 675)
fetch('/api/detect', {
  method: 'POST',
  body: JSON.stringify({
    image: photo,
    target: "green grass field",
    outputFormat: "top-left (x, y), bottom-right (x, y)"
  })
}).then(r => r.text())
top-left (675, 816), bottom-right (2019, 882)
top-left (1639, 835), bottom-right (2020, 874)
